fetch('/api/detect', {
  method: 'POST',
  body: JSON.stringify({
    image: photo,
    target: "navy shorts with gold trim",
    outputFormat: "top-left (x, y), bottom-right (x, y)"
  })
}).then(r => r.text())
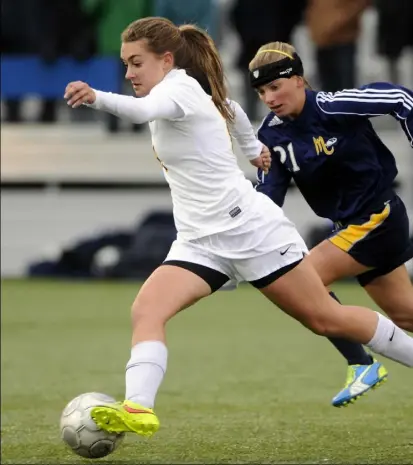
top-left (329, 195), bottom-right (413, 286)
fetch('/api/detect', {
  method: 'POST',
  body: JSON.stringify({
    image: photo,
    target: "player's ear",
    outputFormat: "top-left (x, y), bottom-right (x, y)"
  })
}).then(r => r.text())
top-left (295, 76), bottom-right (305, 89)
top-left (162, 51), bottom-right (174, 70)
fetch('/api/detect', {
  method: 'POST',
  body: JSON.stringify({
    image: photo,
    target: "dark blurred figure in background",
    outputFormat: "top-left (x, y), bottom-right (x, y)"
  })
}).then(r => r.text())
top-left (2, 0), bottom-right (39, 122)
top-left (307, 0), bottom-right (370, 92)
top-left (230, 0), bottom-right (307, 122)
top-left (82, 0), bottom-right (153, 133)
top-left (153, 0), bottom-right (219, 42)
top-left (230, 0), bottom-right (369, 121)
top-left (1, 0), bottom-right (95, 123)
top-left (376, 0), bottom-right (413, 84)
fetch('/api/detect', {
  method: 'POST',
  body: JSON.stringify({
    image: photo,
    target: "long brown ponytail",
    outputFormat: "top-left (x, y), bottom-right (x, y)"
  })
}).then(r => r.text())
top-left (177, 25), bottom-right (234, 121)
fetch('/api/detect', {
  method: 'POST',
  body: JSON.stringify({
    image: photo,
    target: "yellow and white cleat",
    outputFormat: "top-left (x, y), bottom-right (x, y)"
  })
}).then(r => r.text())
top-left (91, 400), bottom-right (160, 437)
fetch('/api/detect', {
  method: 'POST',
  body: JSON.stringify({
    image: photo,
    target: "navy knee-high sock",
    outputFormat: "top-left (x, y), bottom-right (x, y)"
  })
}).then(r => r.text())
top-left (328, 291), bottom-right (374, 365)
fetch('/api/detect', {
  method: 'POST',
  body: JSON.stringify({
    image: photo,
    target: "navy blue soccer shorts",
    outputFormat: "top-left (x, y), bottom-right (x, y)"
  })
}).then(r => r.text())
top-left (329, 194), bottom-right (413, 286)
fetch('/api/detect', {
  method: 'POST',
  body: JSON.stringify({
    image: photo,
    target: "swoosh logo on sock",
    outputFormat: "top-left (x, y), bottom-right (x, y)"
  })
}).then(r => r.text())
top-left (389, 326), bottom-right (396, 341)
top-left (124, 405), bottom-right (154, 415)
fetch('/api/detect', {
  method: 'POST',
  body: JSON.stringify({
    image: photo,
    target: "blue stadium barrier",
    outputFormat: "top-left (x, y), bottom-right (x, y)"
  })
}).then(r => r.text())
top-left (0, 55), bottom-right (121, 98)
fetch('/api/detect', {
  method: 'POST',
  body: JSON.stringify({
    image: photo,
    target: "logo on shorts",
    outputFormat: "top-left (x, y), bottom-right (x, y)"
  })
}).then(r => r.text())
top-left (229, 206), bottom-right (242, 218)
top-left (280, 245), bottom-right (291, 256)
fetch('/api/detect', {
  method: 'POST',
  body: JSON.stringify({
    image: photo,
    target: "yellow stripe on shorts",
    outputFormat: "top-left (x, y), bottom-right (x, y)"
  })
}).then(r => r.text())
top-left (330, 203), bottom-right (391, 252)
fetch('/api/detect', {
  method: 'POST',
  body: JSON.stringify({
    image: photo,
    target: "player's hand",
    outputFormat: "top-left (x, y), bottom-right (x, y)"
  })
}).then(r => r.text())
top-left (64, 81), bottom-right (96, 108)
top-left (249, 145), bottom-right (271, 174)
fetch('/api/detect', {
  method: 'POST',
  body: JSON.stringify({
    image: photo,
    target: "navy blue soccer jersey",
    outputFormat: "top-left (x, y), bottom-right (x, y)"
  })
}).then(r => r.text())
top-left (256, 82), bottom-right (413, 223)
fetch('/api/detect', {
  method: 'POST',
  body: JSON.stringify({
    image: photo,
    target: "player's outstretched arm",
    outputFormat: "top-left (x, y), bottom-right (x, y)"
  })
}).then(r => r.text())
top-left (226, 99), bottom-right (270, 173)
top-left (316, 82), bottom-right (413, 147)
top-left (227, 99), bottom-right (263, 159)
top-left (64, 80), bottom-right (184, 124)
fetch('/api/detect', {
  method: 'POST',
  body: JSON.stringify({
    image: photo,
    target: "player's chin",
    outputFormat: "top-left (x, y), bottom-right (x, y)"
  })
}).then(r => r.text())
top-left (132, 85), bottom-right (147, 97)
top-left (272, 105), bottom-right (287, 116)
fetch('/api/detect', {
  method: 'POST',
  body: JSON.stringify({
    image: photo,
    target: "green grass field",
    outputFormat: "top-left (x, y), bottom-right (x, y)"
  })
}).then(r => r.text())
top-left (2, 279), bottom-right (413, 464)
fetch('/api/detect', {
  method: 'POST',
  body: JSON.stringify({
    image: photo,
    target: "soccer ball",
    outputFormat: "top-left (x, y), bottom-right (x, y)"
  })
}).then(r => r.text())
top-left (60, 392), bottom-right (125, 459)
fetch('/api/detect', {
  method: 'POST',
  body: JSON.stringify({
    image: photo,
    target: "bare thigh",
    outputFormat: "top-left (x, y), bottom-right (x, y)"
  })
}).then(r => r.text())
top-left (364, 265), bottom-right (413, 332)
top-left (131, 265), bottom-right (212, 344)
top-left (258, 257), bottom-right (378, 343)
top-left (308, 239), bottom-right (371, 286)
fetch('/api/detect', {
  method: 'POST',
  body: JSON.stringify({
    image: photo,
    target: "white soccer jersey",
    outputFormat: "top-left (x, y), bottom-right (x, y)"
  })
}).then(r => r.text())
top-left (148, 70), bottom-right (262, 239)
top-left (90, 69), bottom-right (284, 240)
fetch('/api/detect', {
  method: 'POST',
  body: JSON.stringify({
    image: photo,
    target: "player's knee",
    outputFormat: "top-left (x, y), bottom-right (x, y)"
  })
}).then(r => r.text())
top-left (131, 294), bottom-right (166, 328)
top-left (303, 313), bottom-right (341, 337)
top-left (307, 321), bottom-right (333, 337)
top-left (379, 296), bottom-right (413, 332)
top-left (390, 307), bottom-right (413, 332)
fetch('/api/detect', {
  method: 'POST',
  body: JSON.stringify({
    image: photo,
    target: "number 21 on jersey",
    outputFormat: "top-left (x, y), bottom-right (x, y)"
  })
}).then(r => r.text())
top-left (273, 143), bottom-right (300, 172)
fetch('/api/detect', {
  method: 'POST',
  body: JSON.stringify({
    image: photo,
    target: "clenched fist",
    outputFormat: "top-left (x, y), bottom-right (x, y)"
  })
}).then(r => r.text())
top-left (249, 144), bottom-right (271, 174)
top-left (64, 81), bottom-right (96, 108)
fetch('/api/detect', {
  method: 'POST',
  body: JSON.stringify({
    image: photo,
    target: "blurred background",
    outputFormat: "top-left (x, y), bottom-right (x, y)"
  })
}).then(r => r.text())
top-left (1, 0), bottom-right (413, 280)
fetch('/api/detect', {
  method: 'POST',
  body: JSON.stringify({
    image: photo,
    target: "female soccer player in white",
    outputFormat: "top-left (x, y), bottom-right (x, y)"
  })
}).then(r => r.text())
top-left (65, 17), bottom-right (413, 438)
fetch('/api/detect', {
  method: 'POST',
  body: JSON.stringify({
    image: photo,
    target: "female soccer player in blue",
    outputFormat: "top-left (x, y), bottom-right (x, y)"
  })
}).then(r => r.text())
top-left (250, 41), bottom-right (413, 407)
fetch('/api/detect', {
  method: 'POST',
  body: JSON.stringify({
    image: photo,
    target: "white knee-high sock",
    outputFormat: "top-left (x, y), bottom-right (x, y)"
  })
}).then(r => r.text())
top-left (366, 312), bottom-right (413, 367)
top-left (125, 341), bottom-right (168, 408)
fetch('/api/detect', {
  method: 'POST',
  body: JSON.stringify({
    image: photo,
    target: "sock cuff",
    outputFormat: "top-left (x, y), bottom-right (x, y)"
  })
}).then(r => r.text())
top-left (127, 341), bottom-right (168, 372)
top-left (367, 312), bottom-right (392, 347)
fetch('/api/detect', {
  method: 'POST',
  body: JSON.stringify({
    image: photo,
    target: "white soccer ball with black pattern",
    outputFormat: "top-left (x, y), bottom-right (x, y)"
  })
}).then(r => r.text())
top-left (60, 392), bottom-right (124, 459)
